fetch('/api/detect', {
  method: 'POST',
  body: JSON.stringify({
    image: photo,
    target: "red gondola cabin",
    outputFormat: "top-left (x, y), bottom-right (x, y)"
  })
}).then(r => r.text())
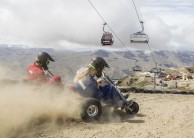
top-left (101, 32), bottom-right (114, 46)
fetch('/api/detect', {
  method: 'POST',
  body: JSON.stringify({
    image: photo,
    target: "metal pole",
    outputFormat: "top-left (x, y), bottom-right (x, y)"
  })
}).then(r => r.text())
top-left (154, 63), bottom-right (158, 89)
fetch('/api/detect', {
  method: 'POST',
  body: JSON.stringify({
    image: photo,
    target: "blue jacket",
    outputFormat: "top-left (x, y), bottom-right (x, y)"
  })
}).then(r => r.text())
top-left (74, 74), bottom-right (124, 108)
top-left (74, 74), bottom-right (103, 98)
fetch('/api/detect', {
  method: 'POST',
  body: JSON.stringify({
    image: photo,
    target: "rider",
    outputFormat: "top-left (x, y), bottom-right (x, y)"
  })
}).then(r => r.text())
top-left (73, 57), bottom-right (128, 108)
top-left (24, 52), bottom-right (63, 87)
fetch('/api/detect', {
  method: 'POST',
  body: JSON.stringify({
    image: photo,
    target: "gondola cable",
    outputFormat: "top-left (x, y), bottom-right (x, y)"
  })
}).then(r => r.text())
top-left (88, 0), bottom-right (140, 75)
top-left (88, 0), bottom-right (156, 65)
top-left (88, 0), bottom-right (157, 80)
top-left (131, 0), bottom-right (160, 89)
top-left (131, 0), bottom-right (157, 66)
top-left (88, 0), bottom-right (149, 76)
top-left (131, 0), bottom-right (141, 24)
top-left (88, 0), bottom-right (130, 51)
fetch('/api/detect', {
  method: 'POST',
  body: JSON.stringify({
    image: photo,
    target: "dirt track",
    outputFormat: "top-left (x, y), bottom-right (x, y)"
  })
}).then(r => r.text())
top-left (13, 93), bottom-right (194, 138)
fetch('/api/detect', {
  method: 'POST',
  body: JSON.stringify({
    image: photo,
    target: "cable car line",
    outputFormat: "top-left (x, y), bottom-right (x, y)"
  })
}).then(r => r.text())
top-left (88, 0), bottom-right (157, 73)
top-left (88, 0), bottom-right (130, 51)
top-left (88, 0), bottom-right (153, 73)
top-left (147, 42), bottom-right (157, 65)
top-left (88, 0), bottom-right (139, 76)
top-left (131, 0), bottom-right (157, 66)
top-left (131, 0), bottom-right (141, 23)
top-left (131, 0), bottom-right (160, 89)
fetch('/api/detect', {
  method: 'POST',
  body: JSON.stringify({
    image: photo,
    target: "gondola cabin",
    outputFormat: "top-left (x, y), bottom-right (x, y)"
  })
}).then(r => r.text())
top-left (130, 32), bottom-right (149, 43)
top-left (101, 32), bottom-right (114, 46)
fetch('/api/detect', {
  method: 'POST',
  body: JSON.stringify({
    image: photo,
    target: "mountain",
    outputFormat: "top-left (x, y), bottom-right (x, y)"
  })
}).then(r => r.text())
top-left (1, 46), bottom-right (194, 81)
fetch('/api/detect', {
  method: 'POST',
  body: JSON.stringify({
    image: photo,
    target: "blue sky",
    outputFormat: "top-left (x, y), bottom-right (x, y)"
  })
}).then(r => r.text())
top-left (0, 0), bottom-right (194, 51)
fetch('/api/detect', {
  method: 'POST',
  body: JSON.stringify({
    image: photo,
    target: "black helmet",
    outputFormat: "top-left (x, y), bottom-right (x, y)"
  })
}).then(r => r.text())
top-left (36, 52), bottom-right (55, 70)
top-left (89, 57), bottom-right (109, 78)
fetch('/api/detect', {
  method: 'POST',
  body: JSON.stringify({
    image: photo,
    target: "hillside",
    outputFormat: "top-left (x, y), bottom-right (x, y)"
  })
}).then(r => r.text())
top-left (1, 46), bottom-right (194, 81)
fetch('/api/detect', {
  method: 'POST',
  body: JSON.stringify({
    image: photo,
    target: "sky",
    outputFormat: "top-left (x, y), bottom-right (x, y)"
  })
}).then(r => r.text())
top-left (0, 0), bottom-right (194, 51)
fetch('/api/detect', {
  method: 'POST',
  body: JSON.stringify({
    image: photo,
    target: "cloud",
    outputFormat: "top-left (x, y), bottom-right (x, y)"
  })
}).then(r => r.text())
top-left (0, 0), bottom-right (193, 50)
top-left (141, 0), bottom-right (194, 50)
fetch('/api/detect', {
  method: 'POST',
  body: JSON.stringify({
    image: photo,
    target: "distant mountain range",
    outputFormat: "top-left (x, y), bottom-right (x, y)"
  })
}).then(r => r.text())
top-left (1, 45), bottom-right (194, 81)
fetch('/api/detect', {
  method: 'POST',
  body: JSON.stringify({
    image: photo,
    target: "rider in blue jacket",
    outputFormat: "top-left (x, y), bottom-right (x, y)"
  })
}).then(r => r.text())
top-left (73, 57), bottom-right (128, 108)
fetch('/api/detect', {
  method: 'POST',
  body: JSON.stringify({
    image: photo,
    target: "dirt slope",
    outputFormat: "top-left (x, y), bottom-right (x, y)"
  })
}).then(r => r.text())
top-left (12, 93), bottom-right (194, 138)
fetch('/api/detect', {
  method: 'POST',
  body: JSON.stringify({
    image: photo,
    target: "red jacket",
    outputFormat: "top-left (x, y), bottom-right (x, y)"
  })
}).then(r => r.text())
top-left (26, 62), bottom-right (47, 82)
top-left (24, 62), bottom-right (64, 89)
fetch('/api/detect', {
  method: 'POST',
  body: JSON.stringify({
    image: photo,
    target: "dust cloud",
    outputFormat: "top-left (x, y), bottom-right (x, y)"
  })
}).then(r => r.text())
top-left (0, 65), bottom-right (82, 138)
top-left (0, 64), bottom-right (126, 138)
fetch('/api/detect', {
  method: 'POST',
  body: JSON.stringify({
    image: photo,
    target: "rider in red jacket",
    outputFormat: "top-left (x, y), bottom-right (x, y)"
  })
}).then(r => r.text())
top-left (26, 62), bottom-right (47, 82)
top-left (25, 52), bottom-right (55, 82)
top-left (24, 52), bottom-right (63, 89)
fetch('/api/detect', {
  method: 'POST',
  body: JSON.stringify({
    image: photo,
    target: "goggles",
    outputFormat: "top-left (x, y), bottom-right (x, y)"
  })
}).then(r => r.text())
top-left (88, 64), bottom-right (95, 70)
